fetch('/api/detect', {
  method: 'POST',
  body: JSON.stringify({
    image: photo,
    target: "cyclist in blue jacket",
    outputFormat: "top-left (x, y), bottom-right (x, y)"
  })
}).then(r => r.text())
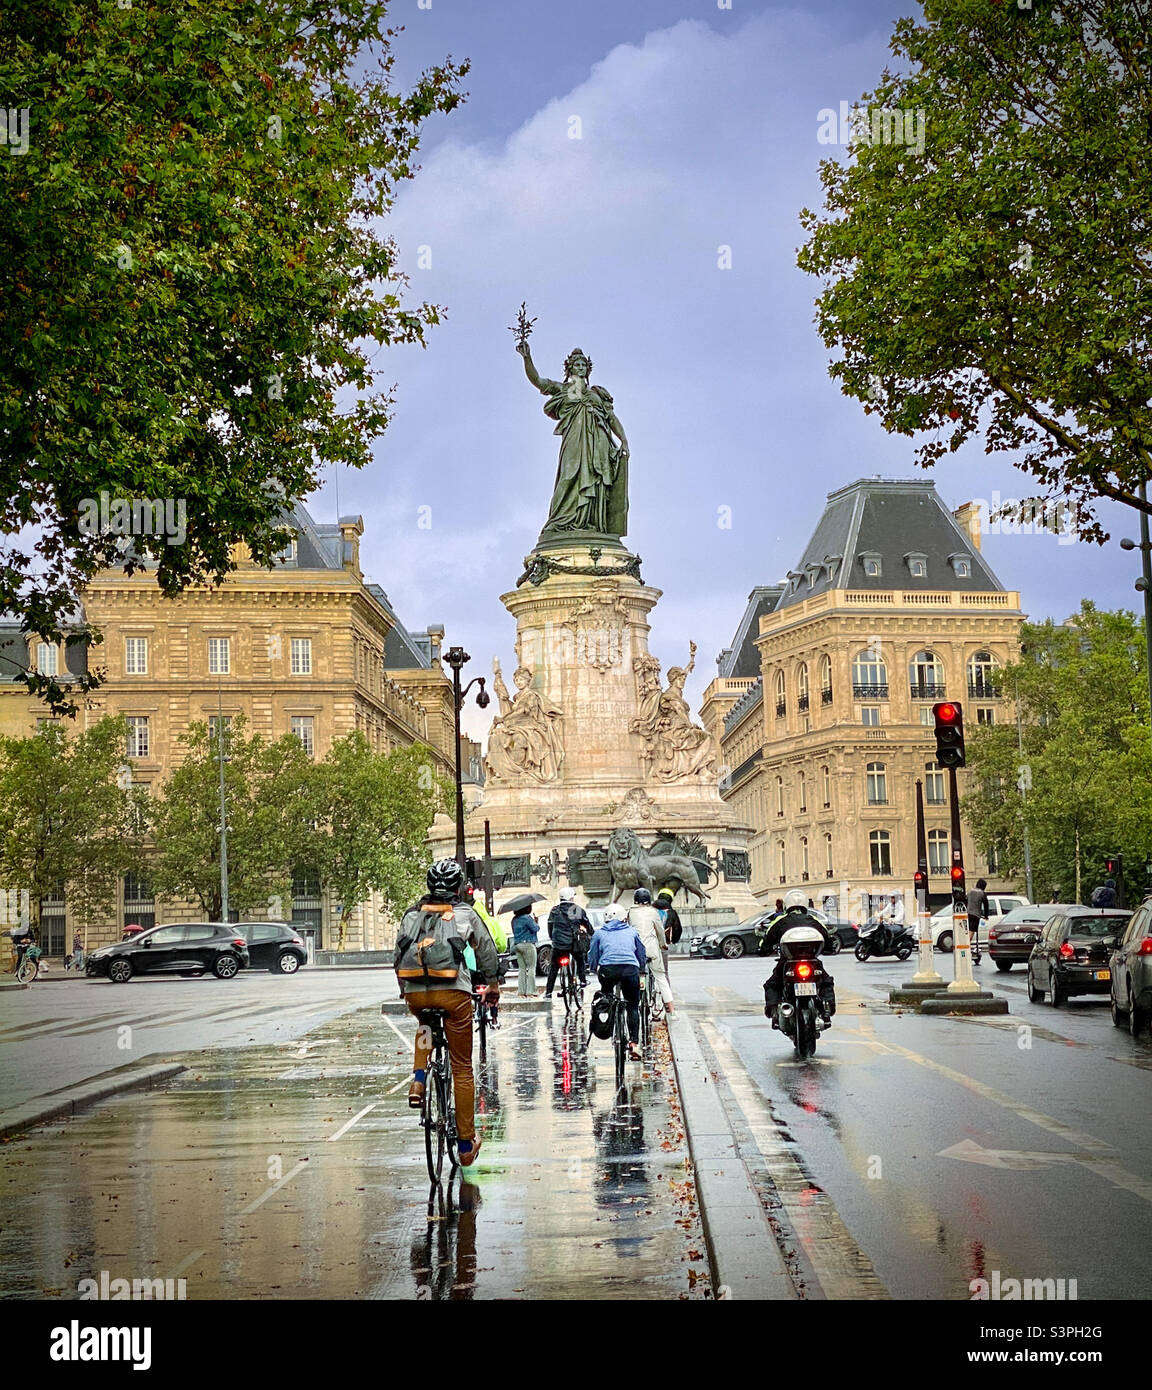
top-left (588, 904), bottom-right (647, 1061)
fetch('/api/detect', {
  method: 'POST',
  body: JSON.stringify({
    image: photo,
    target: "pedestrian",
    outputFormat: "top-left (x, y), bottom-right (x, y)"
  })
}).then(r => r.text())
top-left (512, 902), bottom-right (540, 996)
top-left (654, 890), bottom-right (682, 949)
top-left (67, 930), bottom-right (84, 972)
top-left (1090, 878), bottom-right (1118, 908)
top-left (966, 878), bottom-right (989, 962)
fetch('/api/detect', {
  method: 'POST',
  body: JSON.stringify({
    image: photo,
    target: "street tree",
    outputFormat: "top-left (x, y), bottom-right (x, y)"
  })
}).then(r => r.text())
top-left (961, 603), bottom-right (1151, 901)
top-left (304, 734), bottom-right (450, 950)
top-left (147, 717), bottom-right (315, 919)
top-left (0, 716), bottom-right (147, 934)
top-left (798, 0), bottom-right (1152, 537)
top-left (0, 1), bottom-right (467, 710)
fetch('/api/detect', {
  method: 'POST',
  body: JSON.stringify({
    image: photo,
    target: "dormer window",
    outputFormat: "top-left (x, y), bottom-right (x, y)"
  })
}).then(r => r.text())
top-left (805, 564), bottom-right (821, 587)
top-left (948, 553), bottom-right (972, 578)
top-left (787, 570), bottom-right (804, 593)
top-left (860, 551), bottom-right (882, 578)
top-left (904, 552), bottom-right (928, 579)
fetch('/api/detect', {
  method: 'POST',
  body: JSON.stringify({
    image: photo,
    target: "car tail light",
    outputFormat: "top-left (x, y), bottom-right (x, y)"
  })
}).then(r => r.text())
top-left (796, 961), bottom-right (813, 980)
top-left (988, 929), bottom-right (997, 941)
top-left (1139, 938), bottom-right (1152, 956)
top-left (291, 936), bottom-right (303, 946)
top-left (1058, 941), bottom-right (1075, 960)
top-left (233, 938), bottom-right (247, 949)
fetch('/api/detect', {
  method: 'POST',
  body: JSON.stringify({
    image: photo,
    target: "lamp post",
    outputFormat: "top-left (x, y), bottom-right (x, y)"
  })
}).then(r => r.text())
top-left (442, 646), bottom-right (490, 870)
top-left (216, 680), bottom-right (229, 924)
top-left (1119, 477), bottom-right (1152, 733)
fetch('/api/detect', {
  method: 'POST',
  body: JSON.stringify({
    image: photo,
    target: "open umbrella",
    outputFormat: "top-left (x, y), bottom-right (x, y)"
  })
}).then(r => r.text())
top-left (496, 892), bottom-right (546, 916)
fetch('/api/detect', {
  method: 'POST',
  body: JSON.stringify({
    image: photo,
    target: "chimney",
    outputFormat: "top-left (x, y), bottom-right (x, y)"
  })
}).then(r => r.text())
top-left (426, 624), bottom-right (445, 664)
top-left (953, 501), bottom-right (981, 552)
top-left (338, 515), bottom-right (364, 577)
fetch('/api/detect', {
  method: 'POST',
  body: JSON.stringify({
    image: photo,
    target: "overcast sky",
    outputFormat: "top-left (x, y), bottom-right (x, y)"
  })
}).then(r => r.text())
top-left (307, 0), bottom-right (1129, 741)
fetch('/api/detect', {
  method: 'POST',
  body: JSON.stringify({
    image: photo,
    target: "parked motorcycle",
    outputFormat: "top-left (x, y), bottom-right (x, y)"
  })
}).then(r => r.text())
top-left (854, 919), bottom-right (917, 962)
top-left (764, 925), bottom-right (835, 1060)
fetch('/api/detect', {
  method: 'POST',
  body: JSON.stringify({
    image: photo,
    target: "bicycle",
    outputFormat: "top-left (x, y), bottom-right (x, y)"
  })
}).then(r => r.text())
top-left (16, 943), bottom-right (43, 984)
top-left (611, 981), bottom-right (628, 1091)
top-left (557, 951), bottom-right (582, 1014)
top-left (417, 1007), bottom-right (458, 1184)
top-left (639, 964), bottom-right (664, 1046)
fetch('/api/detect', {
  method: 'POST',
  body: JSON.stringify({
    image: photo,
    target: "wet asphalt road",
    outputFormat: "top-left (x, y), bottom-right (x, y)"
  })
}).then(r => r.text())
top-left (675, 951), bottom-right (1152, 1300)
top-left (0, 978), bottom-right (709, 1301)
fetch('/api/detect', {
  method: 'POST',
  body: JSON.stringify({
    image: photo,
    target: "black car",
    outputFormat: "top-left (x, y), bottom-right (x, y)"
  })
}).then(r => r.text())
top-left (86, 922), bottom-right (250, 983)
top-left (988, 903), bottom-right (1064, 971)
top-left (690, 908), bottom-right (856, 960)
top-left (237, 922), bottom-right (308, 973)
top-left (1109, 896), bottom-right (1152, 1037)
top-left (1027, 907), bottom-right (1130, 1006)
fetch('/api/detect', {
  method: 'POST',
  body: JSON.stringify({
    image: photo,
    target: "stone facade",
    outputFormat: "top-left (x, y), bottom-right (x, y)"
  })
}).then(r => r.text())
top-left (702, 479), bottom-right (1026, 920)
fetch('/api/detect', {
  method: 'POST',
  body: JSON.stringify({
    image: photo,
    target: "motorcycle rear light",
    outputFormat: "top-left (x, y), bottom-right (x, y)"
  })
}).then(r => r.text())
top-left (796, 961), bottom-right (813, 979)
top-left (1058, 941), bottom-right (1075, 960)
top-left (1139, 938), bottom-right (1152, 956)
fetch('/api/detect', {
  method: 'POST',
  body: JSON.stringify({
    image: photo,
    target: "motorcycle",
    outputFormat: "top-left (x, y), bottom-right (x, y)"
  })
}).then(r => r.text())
top-left (761, 950), bottom-right (833, 1056)
top-left (854, 919), bottom-right (917, 962)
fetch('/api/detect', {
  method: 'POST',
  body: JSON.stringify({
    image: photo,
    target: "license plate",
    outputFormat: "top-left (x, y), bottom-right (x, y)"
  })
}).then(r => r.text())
top-left (1000, 934), bottom-right (1025, 942)
top-left (1095, 970), bottom-right (1110, 981)
top-left (794, 982), bottom-right (817, 996)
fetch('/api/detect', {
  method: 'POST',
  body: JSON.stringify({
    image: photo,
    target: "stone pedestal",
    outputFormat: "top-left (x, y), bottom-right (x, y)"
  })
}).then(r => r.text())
top-left (430, 540), bottom-right (759, 915)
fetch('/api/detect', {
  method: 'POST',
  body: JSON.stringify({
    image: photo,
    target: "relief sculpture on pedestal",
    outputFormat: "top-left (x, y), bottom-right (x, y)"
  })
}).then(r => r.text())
top-left (484, 660), bottom-right (565, 784)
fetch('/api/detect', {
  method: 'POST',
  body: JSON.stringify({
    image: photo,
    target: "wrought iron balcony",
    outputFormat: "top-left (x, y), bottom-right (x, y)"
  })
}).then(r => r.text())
top-left (968, 681), bottom-right (1000, 699)
top-left (910, 682), bottom-right (947, 700)
top-left (853, 683), bottom-right (889, 699)
top-left (775, 699), bottom-right (786, 718)
top-left (797, 693), bottom-right (810, 713)
top-left (821, 687), bottom-right (833, 705)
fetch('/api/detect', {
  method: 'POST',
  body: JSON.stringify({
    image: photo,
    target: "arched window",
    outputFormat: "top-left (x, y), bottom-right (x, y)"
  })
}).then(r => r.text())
top-left (924, 761), bottom-right (946, 805)
top-left (909, 649), bottom-right (945, 699)
top-left (800, 836), bottom-right (810, 879)
top-left (865, 762), bottom-right (887, 805)
top-left (822, 765), bottom-right (831, 807)
top-left (968, 650), bottom-right (999, 699)
top-left (927, 828), bottom-right (949, 874)
top-left (776, 775), bottom-right (784, 817)
top-left (852, 648), bottom-right (888, 698)
top-left (819, 654), bottom-right (833, 705)
top-left (824, 832), bottom-right (834, 877)
top-left (869, 830), bottom-right (892, 876)
top-left (774, 669), bottom-right (786, 718)
top-left (797, 663), bottom-right (809, 712)
top-left (798, 770), bottom-right (807, 812)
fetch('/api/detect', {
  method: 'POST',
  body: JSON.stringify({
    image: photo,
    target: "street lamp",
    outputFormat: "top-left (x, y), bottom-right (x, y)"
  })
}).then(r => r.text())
top-left (442, 646), bottom-right (490, 870)
top-left (1119, 478), bottom-right (1152, 730)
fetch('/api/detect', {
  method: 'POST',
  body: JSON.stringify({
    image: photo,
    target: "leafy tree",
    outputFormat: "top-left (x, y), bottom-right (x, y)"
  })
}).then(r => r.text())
top-left (305, 734), bottom-right (450, 949)
top-left (961, 603), bottom-right (1151, 902)
top-left (0, 1), bottom-right (467, 709)
top-left (798, 0), bottom-right (1152, 537)
top-left (147, 717), bottom-right (315, 917)
top-left (0, 716), bottom-right (146, 931)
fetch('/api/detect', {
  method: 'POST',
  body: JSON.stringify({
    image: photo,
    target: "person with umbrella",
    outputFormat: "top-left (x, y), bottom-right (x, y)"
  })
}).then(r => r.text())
top-left (499, 892), bottom-right (546, 996)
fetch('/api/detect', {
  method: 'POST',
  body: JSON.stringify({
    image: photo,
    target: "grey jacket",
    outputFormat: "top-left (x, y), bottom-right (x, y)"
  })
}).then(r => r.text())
top-left (396, 897), bottom-right (500, 996)
top-left (966, 887), bottom-right (990, 920)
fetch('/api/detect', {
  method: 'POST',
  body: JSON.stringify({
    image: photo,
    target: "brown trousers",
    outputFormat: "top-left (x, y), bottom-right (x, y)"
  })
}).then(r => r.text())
top-left (406, 989), bottom-right (476, 1142)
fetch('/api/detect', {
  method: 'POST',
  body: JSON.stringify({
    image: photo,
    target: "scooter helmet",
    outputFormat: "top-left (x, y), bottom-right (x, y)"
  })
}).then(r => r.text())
top-left (655, 890), bottom-right (674, 906)
top-left (559, 887), bottom-right (576, 902)
top-left (779, 925), bottom-right (825, 962)
top-left (783, 888), bottom-right (809, 912)
top-left (426, 858), bottom-right (465, 897)
top-left (633, 888), bottom-right (652, 905)
top-left (603, 902), bottom-right (625, 922)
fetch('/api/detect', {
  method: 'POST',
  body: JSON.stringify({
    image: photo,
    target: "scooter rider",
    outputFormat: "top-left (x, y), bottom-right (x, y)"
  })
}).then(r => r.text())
top-left (762, 890), bottom-right (836, 1028)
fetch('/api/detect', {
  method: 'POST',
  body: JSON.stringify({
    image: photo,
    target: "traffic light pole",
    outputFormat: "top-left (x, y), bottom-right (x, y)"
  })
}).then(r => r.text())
top-left (909, 778), bottom-right (943, 987)
top-left (946, 764), bottom-right (980, 995)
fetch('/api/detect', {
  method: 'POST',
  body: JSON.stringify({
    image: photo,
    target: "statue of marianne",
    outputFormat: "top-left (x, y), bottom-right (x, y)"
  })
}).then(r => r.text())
top-left (516, 340), bottom-right (630, 538)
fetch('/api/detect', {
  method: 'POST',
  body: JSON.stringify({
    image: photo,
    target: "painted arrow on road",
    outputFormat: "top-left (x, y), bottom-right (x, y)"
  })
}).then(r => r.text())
top-left (939, 1140), bottom-right (1086, 1170)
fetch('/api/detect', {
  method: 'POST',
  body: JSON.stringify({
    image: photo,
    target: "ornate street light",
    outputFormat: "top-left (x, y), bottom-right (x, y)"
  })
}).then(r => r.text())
top-left (442, 646), bottom-right (489, 870)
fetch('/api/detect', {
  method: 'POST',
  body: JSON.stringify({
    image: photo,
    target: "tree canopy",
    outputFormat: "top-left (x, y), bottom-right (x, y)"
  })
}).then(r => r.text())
top-left (0, 1), bottom-right (467, 708)
top-left (799, 0), bottom-right (1152, 536)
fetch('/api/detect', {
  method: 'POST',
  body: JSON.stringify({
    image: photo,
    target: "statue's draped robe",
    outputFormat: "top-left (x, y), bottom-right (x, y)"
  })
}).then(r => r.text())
top-left (539, 379), bottom-right (628, 536)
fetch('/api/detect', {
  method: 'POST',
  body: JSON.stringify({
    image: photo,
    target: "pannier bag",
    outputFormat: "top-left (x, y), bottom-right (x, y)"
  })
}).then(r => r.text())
top-left (589, 989), bottom-right (615, 1040)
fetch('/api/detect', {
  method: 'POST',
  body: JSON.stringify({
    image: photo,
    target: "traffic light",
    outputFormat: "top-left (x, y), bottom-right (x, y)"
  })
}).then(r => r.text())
top-left (933, 701), bottom-right (966, 768)
top-left (950, 862), bottom-right (966, 905)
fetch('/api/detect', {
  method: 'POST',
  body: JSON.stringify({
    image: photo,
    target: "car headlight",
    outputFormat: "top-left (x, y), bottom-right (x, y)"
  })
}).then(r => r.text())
top-left (704, 933), bottom-right (720, 944)
top-left (91, 947), bottom-right (111, 959)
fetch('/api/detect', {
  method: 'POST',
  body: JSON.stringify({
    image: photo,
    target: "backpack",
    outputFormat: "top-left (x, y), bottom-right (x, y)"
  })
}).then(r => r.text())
top-left (395, 907), bottom-right (466, 985)
top-left (1090, 885), bottom-right (1115, 907)
top-left (588, 989), bottom-right (615, 1040)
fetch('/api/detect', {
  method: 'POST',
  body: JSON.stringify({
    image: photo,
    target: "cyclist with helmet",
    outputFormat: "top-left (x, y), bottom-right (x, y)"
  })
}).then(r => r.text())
top-left (587, 902), bottom-right (648, 1062)
top-left (396, 859), bottom-right (500, 1167)
top-left (762, 889), bottom-right (836, 1028)
top-left (544, 887), bottom-right (593, 996)
top-left (627, 888), bottom-right (674, 1012)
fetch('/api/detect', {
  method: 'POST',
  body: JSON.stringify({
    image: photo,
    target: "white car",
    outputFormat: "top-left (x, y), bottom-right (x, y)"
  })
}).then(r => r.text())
top-left (929, 895), bottom-right (1030, 951)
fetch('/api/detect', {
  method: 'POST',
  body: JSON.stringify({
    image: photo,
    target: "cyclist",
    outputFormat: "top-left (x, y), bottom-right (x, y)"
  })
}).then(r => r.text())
top-left (544, 887), bottom-right (592, 997)
top-left (627, 888), bottom-right (673, 1012)
top-left (587, 902), bottom-right (647, 1062)
top-left (466, 884), bottom-right (506, 1025)
top-left (396, 859), bottom-right (500, 1167)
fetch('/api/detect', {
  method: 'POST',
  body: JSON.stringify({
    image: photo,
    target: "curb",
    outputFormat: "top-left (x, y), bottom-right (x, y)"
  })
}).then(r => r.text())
top-left (665, 1013), bottom-right (794, 1300)
top-left (0, 1062), bottom-right (187, 1141)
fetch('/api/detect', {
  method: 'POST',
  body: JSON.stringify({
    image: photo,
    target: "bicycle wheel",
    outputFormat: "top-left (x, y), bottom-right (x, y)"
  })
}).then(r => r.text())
top-left (639, 980), bottom-right (651, 1047)
top-left (614, 994), bottom-right (627, 1090)
top-left (475, 995), bottom-right (487, 1060)
top-left (443, 1059), bottom-right (459, 1172)
top-left (424, 1057), bottom-right (448, 1183)
top-left (16, 956), bottom-right (37, 984)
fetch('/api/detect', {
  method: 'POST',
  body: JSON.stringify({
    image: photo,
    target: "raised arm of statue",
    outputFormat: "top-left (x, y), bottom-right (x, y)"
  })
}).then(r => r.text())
top-left (686, 641), bottom-right (696, 678)
top-left (492, 659), bottom-right (513, 716)
top-left (516, 340), bottom-right (544, 391)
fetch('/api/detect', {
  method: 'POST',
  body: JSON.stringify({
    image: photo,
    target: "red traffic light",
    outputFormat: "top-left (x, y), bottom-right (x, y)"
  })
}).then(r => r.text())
top-left (913, 871), bottom-right (925, 885)
top-left (951, 866), bottom-right (964, 881)
top-left (936, 703), bottom-right (959, 723)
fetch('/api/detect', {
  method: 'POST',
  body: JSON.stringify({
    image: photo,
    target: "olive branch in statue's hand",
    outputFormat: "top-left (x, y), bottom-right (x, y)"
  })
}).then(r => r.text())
top-left (509, 301), bottom-right (537, 352)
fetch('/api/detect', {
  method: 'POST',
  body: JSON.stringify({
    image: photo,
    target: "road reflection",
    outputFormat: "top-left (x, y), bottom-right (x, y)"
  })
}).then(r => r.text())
top-left (409, 1180), bottom-right (481, 1301)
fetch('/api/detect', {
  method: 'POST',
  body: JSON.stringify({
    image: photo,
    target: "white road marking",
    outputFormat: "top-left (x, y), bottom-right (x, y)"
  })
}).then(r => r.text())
top-left (381, 1014), bottom-right (413, 1048)
top-left (240, 1159), bottom-right (310, 1214)
top-left (327, 1101), bottom-right (379, 1141)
